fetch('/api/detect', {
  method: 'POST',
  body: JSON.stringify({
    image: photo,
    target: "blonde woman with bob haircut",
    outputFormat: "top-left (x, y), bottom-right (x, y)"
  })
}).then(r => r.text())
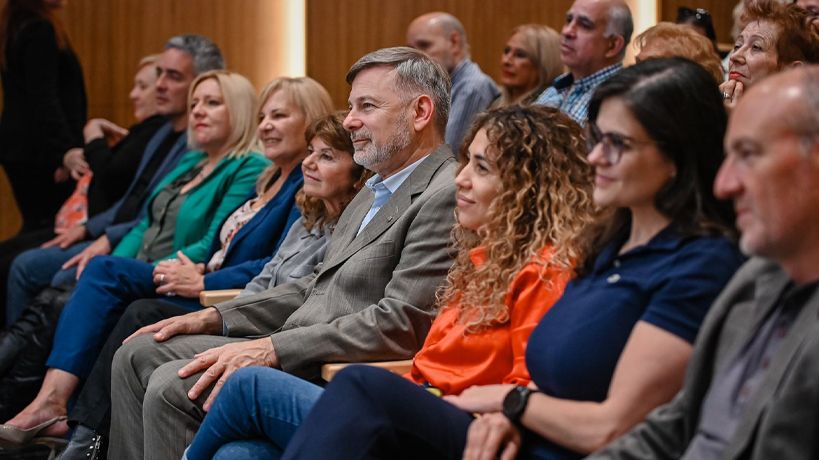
top-left (0, 70), bottom-right (271, 444)
top-left (495, 24), bottom-right (564, 107)
top-left (253, 76), bottom-right (334, 202)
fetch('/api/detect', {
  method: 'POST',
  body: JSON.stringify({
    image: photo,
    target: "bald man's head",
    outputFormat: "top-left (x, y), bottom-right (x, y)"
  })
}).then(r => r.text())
top-left (561, 0), bottom-right (633, 78)
top-left (716, 67), bottom-right (819, 274)
top-left (406, 12), bottom-right (468, 73)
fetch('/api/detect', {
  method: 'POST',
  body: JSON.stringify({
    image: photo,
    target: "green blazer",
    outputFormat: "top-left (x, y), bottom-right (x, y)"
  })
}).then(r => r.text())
top-left (112, 150), bottom-right (269, 263)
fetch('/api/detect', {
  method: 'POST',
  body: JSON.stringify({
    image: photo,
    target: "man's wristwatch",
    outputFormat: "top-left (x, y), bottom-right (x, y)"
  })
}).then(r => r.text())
top-left (502, 386), bottom-right (536, 424)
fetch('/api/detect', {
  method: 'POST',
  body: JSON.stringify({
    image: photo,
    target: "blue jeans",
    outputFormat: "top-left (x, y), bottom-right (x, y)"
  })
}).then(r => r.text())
top-left (5, 241), bottom-right (88, 323)
top-left (184, 367), bottom-right (324, 460)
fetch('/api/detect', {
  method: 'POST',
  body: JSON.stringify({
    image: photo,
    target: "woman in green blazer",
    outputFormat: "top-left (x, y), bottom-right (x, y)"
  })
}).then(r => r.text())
top-left (113, 71), bottom-right (269, 263)
top-left (0, 70), bottom-right (268, 444)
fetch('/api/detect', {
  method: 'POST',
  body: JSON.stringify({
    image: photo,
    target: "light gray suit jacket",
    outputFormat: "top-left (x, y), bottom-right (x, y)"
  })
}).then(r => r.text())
top-left (588, 257), bottom-right (819, 459)
top-left (215, 146), bottom-right (457, 379)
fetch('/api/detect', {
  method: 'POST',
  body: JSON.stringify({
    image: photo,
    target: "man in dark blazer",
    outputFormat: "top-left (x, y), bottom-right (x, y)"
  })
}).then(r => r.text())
top-left (588, 67), bottom-right (819, 459)
top-left (107, 47), bottom-right (458, 460)
top-left (4, 34), bottom-right (225, 315)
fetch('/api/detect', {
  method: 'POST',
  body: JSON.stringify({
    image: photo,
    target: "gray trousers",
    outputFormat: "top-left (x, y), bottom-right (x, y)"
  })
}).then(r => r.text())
top-left (108, 333), bottom-right (248, 460)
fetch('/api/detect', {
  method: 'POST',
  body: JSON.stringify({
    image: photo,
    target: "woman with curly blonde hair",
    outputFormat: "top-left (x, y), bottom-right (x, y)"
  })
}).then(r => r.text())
top-left (178, 104), bottom-right (595, 459)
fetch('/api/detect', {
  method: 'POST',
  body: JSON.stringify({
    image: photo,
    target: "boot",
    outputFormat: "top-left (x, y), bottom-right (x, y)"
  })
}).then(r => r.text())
top-left (56, 425), bottom-right (105, 460)
top-left (0, 285), bottom-right (74, 378)
top-left (0, 284), bottom-right (75, 421)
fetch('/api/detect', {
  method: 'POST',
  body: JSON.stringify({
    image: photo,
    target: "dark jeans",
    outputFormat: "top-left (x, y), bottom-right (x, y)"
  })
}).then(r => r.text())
top-left (47, 256), bottom-right (199, 378)
top-left (281, 365), bottom-right (473, 460)
top-left (69, 298), bottom-right (190, 434)
top-left (0, 227), bottom-right (55, 327)
top-left (3, 162), bottom-right (72, 234)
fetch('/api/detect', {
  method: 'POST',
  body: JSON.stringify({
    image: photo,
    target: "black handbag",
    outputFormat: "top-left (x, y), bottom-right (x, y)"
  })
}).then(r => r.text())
top-left (0, 283), bottom-right (75, 422)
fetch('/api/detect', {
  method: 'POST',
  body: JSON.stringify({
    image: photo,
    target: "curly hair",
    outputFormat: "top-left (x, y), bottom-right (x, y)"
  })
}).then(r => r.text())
top-left (297, 111), bottom-right (372, 231)
top-left (439, 105), bottom-right (595, 332)
top-left (741, 1), bottom-right (819, 65)
top-left (635, 22), bottom-right (724, 83)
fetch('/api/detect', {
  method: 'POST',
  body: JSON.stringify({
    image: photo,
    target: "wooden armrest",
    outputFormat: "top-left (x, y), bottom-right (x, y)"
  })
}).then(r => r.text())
top-left (321, 359), bottom-right (413, 382)
top-left (199, 289), bottom-right (243, 307)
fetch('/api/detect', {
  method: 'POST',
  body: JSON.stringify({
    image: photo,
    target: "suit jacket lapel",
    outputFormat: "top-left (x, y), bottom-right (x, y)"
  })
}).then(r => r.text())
top-left (724, 267), bottom-right (792, 366)
top-left (226, 192), bottom-right (265, 257)
top-left (726, 270), bottom-right (819, 459)
top-left (332, 183), bottom-right (410, 260)
top-left (320, 146), bottom-right (452, 274)
top-left (325, 188), bottom-right (372, 260)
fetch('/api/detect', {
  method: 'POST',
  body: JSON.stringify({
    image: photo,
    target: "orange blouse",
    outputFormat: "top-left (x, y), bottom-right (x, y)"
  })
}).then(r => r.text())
top-left (406, 245), bottom-right (571, 395)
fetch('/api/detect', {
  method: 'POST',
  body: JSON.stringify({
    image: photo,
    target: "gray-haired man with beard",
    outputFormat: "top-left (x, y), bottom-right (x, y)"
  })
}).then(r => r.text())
top-left (106, 47), bottom-right (457, 460)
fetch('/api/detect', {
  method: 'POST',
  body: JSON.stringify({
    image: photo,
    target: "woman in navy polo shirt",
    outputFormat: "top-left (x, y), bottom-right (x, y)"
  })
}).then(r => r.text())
top-left (279, 58), bottom-right (745, 460)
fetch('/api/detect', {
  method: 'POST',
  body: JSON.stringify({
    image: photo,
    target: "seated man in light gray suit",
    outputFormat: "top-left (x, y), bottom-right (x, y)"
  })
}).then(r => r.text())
top-left (588, 67), bottom-right (819, 459)
top-left (107, 47), bottom-right (458, 460)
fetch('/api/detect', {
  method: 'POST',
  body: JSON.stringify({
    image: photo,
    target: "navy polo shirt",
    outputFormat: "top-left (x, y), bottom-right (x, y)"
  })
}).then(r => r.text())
top-left (522, 225), bottom-right (744, 459)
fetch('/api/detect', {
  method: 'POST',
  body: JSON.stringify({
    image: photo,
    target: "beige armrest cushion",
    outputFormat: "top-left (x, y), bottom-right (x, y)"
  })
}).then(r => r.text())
top-left (321, 360), bottom-right (413, 382)
top-left (199, 289), bottom-right (243, 307)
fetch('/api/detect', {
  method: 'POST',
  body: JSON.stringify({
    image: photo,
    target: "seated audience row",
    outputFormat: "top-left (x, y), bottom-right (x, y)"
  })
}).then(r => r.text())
top-left (0, 54), bottom-right (165, 327)
top-left (1, 0), bottom-right (819, 458)
top-left (99, 46), bottom-right (459, 460)
top-left (182, 102), bottom-right (597, 459)
top-left (4, 35), bottom-right (224, 318)
top-left (59, 112), bottom-right (370, 459)
top-left (0, 71), bottom-right (338, 443)
top-left (233, 57), bottom-right (744, 460)
top-left (0, 35), bottom-right (225, 424)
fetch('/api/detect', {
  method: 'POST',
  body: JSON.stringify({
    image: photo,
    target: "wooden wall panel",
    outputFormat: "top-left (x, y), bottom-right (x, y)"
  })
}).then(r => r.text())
top-left (4, 0), bottom-right (659, 238)
top-left (3, 0), bottom-right (291, 239)
top-left (0, 168), bottom-right (21, 240)
top-left (59, 0), bottom-right (290, 127)
top-left (660, 0), bottom-right (737, 48)
top-left (307, 0), bottom-right (574, 108)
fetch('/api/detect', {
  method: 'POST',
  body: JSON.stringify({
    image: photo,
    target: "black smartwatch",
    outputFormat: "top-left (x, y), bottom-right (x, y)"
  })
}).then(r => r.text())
top-left (502, 386), bottom-right (536, 424)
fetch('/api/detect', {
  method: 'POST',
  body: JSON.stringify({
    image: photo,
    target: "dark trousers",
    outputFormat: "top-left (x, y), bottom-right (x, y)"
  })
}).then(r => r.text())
top-left (69, 298), bottom-right (190, 434)
top-left (0, 227), bottom-right (55, 327)
top-left (2, 163), bottom-right (72, 234)
top-left (281, 365), bottom-right (473, 460)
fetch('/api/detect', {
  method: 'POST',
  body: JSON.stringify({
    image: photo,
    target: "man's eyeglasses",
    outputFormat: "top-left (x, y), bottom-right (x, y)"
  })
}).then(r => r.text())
top-left (585, 123), bottom-right (654, 165)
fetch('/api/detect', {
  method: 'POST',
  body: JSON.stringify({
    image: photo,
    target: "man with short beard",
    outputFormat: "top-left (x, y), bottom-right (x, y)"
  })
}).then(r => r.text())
top-left (107, 47), bottom-right (457, 460)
